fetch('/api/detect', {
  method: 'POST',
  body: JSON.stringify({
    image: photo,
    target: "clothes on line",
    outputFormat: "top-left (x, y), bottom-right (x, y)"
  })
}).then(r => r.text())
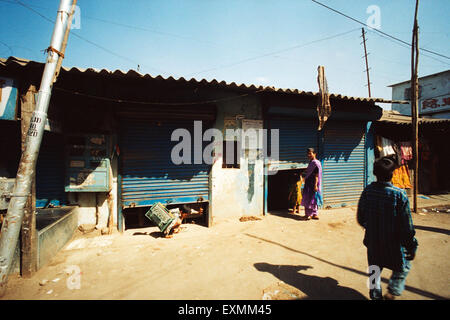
top-left (392, 164), bottom-right (412, 190)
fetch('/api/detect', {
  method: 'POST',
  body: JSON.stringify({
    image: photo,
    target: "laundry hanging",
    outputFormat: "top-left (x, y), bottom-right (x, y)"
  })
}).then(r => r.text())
top-left (400, 141), bottom-right (413, 163)
top-left (392, 164), bottom-right (412, 189)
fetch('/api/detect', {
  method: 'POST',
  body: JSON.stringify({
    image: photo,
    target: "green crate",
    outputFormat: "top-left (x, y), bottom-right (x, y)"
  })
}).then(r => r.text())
top-left (145, 203), bottom-right (177, 234)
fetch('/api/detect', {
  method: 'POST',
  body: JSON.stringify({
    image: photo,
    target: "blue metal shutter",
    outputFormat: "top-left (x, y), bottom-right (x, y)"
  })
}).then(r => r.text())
top-left (36, 132), bottom-right (67, 208)
top-left (269, 117), bottom-right (318, 170)
top-left (120, 119), bottom-right (210, 208)
top-left (322, 121), bottom-right (366, 207)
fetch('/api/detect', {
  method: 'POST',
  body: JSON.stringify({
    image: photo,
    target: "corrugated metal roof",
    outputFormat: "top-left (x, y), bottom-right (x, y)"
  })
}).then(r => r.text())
top-left (0, 56), bottom-right (407, 104)
top-left (378, 110), bottom-right (450, 125)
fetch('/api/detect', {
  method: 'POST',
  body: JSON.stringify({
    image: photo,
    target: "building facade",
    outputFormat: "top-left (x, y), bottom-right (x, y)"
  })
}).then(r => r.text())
top-left (390, 70), bottom-right (450, 119)
top-left (1, 56), bottom-right (385, 238)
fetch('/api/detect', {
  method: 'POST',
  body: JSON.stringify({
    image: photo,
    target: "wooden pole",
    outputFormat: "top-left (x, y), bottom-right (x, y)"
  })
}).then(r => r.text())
top-left (411, 0), bottom-right (420, 213)
top-left (20, 85), bottom-right (38, 277)
top-left (361, 28), bottom-right (372, 97)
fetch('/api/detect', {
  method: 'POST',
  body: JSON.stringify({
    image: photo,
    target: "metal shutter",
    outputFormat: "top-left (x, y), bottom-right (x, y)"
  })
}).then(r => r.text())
top-left (120, 119), bottom-right (210, 208)
top-left (269, 117), bottom-right (318, 170)
top-left (322, 121), bottom-right (366, 207)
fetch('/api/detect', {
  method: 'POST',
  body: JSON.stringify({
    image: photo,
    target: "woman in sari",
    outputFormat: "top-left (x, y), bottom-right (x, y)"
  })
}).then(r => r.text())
top-left (301, 148), bottom-right (323, 220)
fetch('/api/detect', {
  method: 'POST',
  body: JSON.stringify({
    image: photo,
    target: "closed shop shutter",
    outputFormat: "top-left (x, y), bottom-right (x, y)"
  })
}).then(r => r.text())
top-left (120, 119), bottom-right (211, 208)
top-left (36, 132), bottom-right (67, 208)
top-left (322, 121), bottom-right (366, 207)
top-left (269, 117), bottom-right (318, 170)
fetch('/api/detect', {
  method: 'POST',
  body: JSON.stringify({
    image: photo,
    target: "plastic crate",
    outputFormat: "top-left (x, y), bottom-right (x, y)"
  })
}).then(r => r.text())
top-left (145, 203), bottom-right (177, 234)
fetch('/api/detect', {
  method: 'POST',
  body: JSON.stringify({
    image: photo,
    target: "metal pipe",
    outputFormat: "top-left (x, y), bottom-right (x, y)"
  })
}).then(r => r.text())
top-left (0, 0), bottom-right (74, 296)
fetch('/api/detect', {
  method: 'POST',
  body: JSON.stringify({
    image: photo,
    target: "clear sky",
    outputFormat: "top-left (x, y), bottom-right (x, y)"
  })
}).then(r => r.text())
top-left (0, 0), bottom-right (449, 108)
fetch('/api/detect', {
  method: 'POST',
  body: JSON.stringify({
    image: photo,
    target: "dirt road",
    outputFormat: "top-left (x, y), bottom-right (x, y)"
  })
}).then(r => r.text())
top-left (2, 207), bottom-right (449, 300)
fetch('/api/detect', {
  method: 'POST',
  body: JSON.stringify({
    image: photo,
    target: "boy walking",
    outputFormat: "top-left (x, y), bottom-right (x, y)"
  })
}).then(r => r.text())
top-left (357, 157), bottom-right (418, 300)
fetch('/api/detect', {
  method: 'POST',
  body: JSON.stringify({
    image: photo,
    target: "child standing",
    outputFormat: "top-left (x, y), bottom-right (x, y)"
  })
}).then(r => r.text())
top-left (288, 173), bottom-right (303, 214)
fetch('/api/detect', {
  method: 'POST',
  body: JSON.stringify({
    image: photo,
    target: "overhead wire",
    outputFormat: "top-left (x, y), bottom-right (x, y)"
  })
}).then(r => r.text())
top-left (186, 28), bottom-right (361, 77)
top-left (310, 0), bottom-right (449, 60)
top-left (12, 0), bottom-right (165, 74)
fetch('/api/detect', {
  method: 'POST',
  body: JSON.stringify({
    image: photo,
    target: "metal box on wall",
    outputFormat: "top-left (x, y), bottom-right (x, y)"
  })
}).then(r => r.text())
top-left (65, 134), bottom-right (111, 192)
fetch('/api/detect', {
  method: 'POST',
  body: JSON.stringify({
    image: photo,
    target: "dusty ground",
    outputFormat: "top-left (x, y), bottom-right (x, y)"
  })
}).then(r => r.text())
top-left (1, 204), bottom-right (449, 300)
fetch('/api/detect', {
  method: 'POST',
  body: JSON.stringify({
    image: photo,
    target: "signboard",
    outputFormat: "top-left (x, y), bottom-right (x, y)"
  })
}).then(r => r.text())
top-left (0, 77), bottom-right (18, 121)
top-left (420, 94), bottom-right (450, 115)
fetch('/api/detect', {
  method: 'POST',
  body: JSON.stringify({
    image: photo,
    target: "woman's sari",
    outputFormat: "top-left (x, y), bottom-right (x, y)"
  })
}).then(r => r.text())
top-left (300, 159), bottom-right (323, 210)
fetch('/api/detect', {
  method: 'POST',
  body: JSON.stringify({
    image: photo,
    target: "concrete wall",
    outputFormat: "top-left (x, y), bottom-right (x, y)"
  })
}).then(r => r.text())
top-left (210, 95), bottom-right (264, 224)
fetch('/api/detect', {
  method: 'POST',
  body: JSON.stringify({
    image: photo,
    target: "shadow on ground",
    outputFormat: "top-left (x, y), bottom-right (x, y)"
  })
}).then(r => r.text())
top-left (267, 210), bottom-right (307, 222)
top-left (254, 263), bottom-right (367, 300)
top-left (248, 233), bottom-right (447, 300)
top-left (414, 225), bottom-right (450, 236)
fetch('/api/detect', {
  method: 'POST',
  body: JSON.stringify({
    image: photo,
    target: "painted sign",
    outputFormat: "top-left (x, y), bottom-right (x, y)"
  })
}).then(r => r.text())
top-left (0, 77), bottom-right (18, 120)
top-left (420, 94), bottom-right (450, 114)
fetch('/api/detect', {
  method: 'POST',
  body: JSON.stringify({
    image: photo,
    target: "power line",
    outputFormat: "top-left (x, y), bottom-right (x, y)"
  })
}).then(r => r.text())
top-left (0, 40), bottom-right (13, 56)
top-left (368, 29), bottom-right (450, 66)
top-left (12, 0), bottom-right (164, 74)
top-left (310, 0), bottom-right (449, 60)
top-left (2, 0), bottom-right (229, 51)
top-left (186, 28), bottom-right (360, 77)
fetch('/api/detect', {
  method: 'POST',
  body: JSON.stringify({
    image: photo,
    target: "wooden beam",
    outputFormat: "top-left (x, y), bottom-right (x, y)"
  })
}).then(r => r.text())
top-left (20, 84), bottom-right (38, 277)
top-left (411, 0), bottom-right (420, 213)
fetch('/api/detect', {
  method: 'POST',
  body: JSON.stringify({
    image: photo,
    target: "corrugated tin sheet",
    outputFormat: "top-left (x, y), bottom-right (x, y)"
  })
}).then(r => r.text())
top-left (322, 121), bottom-right (366, 207)
top-left (269, 118), bottom-right (318, 170)
top-left (120, 119), bottom-right (210, 208)
top-left (378, 110), bottom-right (450, 125)
top-left (0, 56), bottom-right (403, 104)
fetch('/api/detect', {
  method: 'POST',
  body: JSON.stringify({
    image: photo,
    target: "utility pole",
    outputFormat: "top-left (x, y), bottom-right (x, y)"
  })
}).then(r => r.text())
top-left (361, 28), bottom-right (372, 97)
top-left (0, 0), bottom-right (75, 296)
top-left (411, 0), bottom-right (420, 213)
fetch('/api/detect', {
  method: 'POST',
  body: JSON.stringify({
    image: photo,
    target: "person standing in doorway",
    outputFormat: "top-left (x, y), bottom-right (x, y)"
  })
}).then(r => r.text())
top-left (288, 172), bottom-right (303, 214)
top-left (301, 148), bottom-right (323, 220)
top-left (357, 157), bottom-right (418, 300)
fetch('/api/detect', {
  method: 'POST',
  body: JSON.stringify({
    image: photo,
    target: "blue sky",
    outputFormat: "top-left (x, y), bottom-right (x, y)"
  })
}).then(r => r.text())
top-left (0, 0), bottom-right (449, 107)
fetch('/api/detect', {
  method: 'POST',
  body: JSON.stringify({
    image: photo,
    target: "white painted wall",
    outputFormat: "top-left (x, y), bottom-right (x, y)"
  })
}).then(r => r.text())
top-left (209, 96), bottom-right (264, 224)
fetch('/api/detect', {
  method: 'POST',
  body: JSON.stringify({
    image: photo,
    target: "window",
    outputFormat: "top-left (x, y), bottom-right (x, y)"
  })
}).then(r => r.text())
top-left (222, 140), bottom-right (240, 169)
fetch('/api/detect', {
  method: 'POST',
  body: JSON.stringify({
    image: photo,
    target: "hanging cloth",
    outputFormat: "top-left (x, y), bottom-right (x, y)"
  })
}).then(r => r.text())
top-left (379, 137), bottom-right (396, 158)
top-left (400, 141), bottom-right (413, 163)
top-left (392, 164), bottom-right (412, 189)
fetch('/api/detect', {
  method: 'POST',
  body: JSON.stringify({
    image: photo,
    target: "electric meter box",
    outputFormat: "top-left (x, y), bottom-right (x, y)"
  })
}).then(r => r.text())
top-left (65, 134), bottom-right (111, 192)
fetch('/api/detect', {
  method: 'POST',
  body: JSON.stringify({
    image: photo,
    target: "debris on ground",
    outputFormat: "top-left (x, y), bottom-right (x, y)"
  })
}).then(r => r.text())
top-left (39, 279), bottom-right (48, 286)
top-left (262, 281), bottom-right (305, 300)
top-left (239, 216), bottom-right (262, 222)
top-left (78, 224), bottom-right (96, 234)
